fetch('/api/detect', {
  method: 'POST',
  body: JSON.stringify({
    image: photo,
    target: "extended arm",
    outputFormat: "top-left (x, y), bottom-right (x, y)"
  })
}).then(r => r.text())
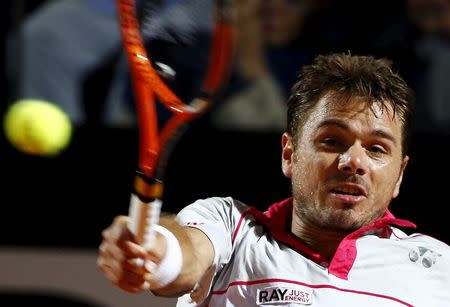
top-left (97, 214), bottom-right (214, 297)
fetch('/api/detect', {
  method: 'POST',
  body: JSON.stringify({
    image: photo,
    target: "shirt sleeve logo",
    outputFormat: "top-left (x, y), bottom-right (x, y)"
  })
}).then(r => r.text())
top-left (257, 286), bottom-right (313, 305)
top-left (184, 221), bottom-right (205, 226)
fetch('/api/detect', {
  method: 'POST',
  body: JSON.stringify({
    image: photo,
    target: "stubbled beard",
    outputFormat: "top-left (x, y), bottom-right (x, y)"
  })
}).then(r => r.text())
top-left (293, 194), bottom-right (384, 232)
top-left (294, 205), bottom-right (360, 232)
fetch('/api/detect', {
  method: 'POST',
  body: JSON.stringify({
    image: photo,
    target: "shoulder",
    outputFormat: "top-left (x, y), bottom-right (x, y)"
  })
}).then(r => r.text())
top-left (181, 196), bottom-right (249, 213)
top-left (409, 233), bottom-right (450, 254)
top-left (192, 196), bottom-right (248, 209)
top-left (176, 196), bottom-right (250, 224)
top-left (392, 228), bottom-right (450, 257)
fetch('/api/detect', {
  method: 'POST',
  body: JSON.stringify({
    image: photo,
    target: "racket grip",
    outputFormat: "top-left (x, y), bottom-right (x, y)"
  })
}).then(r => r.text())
top-left (128, 193), bottom-right (162, 250)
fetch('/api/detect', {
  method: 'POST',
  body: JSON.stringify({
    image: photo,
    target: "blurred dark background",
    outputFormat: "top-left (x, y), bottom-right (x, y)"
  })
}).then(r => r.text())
top-left (1, 1), bottom-right (449, 305)
top-left (1, 0), bottom-right (449, 257)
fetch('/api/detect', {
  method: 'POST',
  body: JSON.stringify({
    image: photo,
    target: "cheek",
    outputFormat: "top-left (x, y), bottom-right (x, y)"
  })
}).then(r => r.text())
top-left (292, 152), bottom-right (333, 191)
top-left (370, 158), bottom-right (401, 185)
top-left (368, 160), bottom-right (404, 202)
top-left (378, 167), bottom-right (400, 192)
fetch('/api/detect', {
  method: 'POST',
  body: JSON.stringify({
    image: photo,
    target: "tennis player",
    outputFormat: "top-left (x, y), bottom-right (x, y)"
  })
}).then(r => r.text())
top-left (97, 53), bottom-right (450, 306)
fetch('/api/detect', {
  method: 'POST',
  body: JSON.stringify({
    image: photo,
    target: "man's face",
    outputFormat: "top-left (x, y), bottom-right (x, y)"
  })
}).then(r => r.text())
top-left (282, 95), bottom-right (409, 232)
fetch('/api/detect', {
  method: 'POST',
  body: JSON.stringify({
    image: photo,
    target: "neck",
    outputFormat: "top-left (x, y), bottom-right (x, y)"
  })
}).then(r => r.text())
top-left (291, 213), bottom-right (348, 261)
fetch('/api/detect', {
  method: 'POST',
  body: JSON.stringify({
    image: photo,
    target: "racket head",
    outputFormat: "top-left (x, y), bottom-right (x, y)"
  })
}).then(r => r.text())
top-left (117, 0), bottom-right (236, 186)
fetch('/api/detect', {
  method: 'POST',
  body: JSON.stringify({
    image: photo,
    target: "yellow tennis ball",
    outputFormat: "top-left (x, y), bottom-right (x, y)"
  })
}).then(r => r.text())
top-left (3, 99), bottom-right (73, 156)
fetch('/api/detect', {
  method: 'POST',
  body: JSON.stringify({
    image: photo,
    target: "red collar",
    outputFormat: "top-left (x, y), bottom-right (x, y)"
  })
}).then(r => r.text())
top-left (246, 198), bottom-right (416, 279)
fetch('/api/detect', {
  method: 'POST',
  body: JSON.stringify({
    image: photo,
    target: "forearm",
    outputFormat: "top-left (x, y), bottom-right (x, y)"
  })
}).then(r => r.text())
top-left (150, 214), bottom-right (214, 297)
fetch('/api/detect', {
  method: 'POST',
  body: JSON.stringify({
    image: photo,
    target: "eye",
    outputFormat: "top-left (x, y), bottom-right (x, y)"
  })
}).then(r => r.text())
top-left (368, 144), bottom-right (387, 154)
top-left (317, 134), bottom-right (346, 152)
top-left (322, 137), bottom-right (337, 146)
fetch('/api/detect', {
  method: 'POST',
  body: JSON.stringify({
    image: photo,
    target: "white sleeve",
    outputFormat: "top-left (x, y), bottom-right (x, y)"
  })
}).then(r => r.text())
top-left (176, 196), bottom-right (247, 269)
top-left (175, 197), bottom-right (247, 306)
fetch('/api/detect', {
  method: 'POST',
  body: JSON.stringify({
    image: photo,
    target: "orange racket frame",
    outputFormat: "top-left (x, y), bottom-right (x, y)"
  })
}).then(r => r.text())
top-left (117, 0), bottom-right (236, 245)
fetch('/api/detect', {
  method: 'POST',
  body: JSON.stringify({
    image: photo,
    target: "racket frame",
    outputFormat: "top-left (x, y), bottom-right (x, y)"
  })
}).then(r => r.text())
top-left (117, 0), bottom-right (236, 246)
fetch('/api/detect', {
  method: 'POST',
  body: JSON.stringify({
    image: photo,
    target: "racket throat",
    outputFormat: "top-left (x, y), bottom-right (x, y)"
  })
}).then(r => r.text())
top-left (129, 173), bottom-right (164, 247)
top-left (133, 172), bottom-right (164, 200)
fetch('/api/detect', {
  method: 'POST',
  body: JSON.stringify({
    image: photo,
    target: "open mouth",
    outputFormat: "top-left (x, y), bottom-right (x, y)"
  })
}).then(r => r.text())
top-left (331, 186), bottom-right (364, 196)
top-left (329, 184), bottom-right (367, 203)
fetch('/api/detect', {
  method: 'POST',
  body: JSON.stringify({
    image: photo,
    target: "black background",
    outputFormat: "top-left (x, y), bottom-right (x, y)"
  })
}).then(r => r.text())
top-left (1, 0), bottom-right (448, 251)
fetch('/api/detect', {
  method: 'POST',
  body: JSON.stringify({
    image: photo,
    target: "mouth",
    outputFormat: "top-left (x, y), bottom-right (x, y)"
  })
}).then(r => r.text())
top-left (329, 184), bottom-right (367, 203)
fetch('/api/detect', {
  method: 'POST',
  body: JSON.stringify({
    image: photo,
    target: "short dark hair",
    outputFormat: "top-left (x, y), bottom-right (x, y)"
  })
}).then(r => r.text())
top-left (287, 52), bottom-right (415, 155)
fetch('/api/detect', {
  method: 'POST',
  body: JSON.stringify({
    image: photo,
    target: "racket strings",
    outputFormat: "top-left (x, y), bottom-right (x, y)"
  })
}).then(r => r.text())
top-left (140, 0), bottom-right (213, 45)
top-left (118, 0), bottom-right (236, 179)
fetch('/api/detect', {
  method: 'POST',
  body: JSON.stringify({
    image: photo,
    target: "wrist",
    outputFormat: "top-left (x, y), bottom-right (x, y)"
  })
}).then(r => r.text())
top-left (147, 225), bottom-right (183, 288)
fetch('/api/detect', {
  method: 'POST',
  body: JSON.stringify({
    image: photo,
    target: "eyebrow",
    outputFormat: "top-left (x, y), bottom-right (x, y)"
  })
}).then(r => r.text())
top-left (317, 119), bottom-right (397, 145)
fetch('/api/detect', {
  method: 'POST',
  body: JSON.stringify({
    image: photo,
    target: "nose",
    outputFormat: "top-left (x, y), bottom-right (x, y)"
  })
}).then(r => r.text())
top-left (337, 144), bottom-right (368, 176)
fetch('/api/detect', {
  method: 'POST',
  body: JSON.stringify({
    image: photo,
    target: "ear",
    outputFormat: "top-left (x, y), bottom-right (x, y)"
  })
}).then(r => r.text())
top-left (281, 132), bottom-right (295, 178)
top-left (392, 155), bottom-right (409, 199)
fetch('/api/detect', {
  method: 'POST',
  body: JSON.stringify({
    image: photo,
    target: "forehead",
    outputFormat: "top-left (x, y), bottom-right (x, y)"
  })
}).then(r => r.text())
top-left (303, 95), bottom-right (403, 138)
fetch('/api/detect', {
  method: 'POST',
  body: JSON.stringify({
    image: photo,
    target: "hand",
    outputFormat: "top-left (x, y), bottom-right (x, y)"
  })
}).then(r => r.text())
top-left (97, 215), bottom-right (167, 293)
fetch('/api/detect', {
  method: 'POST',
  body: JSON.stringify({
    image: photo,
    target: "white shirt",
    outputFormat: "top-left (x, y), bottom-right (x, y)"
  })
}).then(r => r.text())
top-left (175, 197), bottom-right (450, 306)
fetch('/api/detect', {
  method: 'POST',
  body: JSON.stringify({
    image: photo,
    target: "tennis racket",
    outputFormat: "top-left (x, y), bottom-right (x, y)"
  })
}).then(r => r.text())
top-left (117, 0), bottom-right (236, 248)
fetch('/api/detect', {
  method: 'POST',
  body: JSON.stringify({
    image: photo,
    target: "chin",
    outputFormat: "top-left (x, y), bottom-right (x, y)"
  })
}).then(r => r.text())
top-left (334, 207), bottom-right (386, 231)
top-left (318, 208), bottom-right (368, 232)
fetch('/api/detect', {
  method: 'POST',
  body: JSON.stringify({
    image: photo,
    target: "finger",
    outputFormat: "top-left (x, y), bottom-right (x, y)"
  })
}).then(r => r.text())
top-left (99, 241), bottom-right (151, 278)
top-left (99, 244), bottom-right (148, 276)
top-left (142, 270), bottom-right (171, 291)
top-left (122, 257), bottom-right (149, 275)
top-left (144, 230), bottom-right (168, 263)
top-left (98, 255), bottom-right (149, 289)
top-left (118, 240), bottom-right (149, 259)
top-left (98, 243), bottom-right (134, 280)
top-left (99, 241), bottom-right (125, 265)
top-left (97, 243), bottom-right (118, 274)
top-left (101, 263), bottom-right (149, 294)
top-left (100, 236), bottom-right (147, 264)
top-left (97, 251), bottom-right (122, 281)
top-left (97, 254), bottom-right (122, 284)
top-left (102, 264), bottom-right (120, 284)
top-left (102, 216), bottom-right (132, 242)
top-left (116, 263), bottom-right (150, 291)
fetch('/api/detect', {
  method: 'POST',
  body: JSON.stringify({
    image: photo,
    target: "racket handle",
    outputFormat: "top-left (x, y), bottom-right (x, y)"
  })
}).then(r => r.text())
top-left (128, 193), bottom-right (162, 250)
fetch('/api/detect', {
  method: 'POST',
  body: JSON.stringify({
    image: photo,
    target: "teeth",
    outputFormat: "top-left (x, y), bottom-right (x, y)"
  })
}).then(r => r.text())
top-left (334, 187), bottom-right (361, 195)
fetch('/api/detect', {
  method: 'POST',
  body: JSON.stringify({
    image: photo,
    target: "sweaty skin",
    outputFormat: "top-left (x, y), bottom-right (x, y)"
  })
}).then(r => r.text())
top-left (282, 95), bottom-right (409, 259)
